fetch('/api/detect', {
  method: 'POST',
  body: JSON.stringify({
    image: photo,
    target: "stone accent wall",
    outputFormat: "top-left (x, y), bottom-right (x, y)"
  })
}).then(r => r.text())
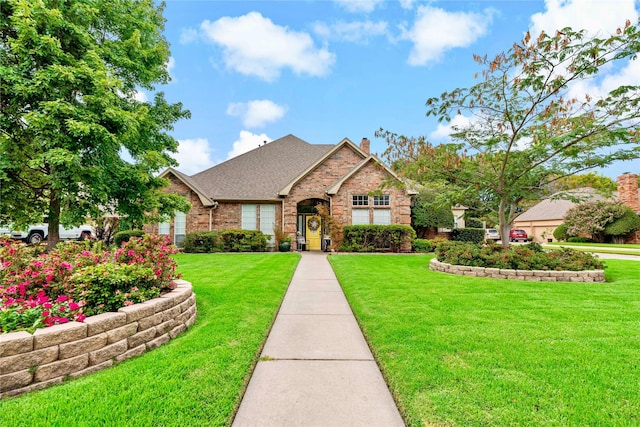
top-left (430, 258), bottom-right (605, 282)
top-left (0, 280), bottom-right (196, 399)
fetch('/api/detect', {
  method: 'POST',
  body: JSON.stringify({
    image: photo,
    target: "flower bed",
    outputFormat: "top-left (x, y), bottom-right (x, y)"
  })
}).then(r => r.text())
top-left (430, 258), bottom-right (605, 282)
top-left (1, 235), bottom-right (179, 333)
top-left (0, 279), bottom-right (196, 398)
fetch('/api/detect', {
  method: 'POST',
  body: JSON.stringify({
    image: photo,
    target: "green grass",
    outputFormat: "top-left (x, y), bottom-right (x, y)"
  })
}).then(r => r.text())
top-left (0, 253), bottom-right (300, 427)
top-left (546, 241), bottom-right (640, 249)
top-left (329, 255), bottom-right (640, 427)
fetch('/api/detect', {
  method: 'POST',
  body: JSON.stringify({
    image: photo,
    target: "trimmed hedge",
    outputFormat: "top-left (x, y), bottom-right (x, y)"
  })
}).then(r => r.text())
top-left (435, 241), bottom-right (604, 271)
top-left (413, 239), bottom-right (435, 253)
top-left (465, 218), bottom-right (483, 229)
top-left (114, 230), bottom-right (145, 246)
top-left (183, 230), bottom-right (267, 253)
top-left (568, 236), bottom-right (593, 243)
top-left (450, 228), bottom-right (485, 244)
top-left (340, 225), bottom-right (416, 252)
top-left (553, 224), bottom-right (568, 241)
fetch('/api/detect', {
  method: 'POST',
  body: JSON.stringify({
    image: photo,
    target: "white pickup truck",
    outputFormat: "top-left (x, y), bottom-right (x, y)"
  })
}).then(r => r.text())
top-left (10, 224), bottom-right (94, 244)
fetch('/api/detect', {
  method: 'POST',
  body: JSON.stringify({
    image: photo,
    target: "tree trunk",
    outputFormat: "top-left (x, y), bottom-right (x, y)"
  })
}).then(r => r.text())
top-left (498, 200), bottom-right (511, 249)
top-left (46, 194), bottom-right (61, 252)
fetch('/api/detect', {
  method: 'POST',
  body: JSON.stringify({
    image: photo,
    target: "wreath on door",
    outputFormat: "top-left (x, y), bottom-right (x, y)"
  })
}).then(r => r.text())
top-left (308, 218), bottom-right (320, 232)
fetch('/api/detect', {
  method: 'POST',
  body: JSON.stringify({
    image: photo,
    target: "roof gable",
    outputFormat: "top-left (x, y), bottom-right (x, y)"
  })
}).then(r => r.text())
top-left (159, 167), bottom-right (215, 207)
top-left (515, 188), bottom-right (612, 222)
top-left (278, 138), bottom-right (368, 196)
top-left (326, 156), bottom-right (418, 195)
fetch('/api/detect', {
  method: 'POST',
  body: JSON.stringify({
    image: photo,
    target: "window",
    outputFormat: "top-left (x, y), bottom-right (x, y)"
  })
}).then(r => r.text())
top-left (242, 204), bottom-right (257, 230)
top-left (373, 209), bottom-right (391, 225)
top-left (352, 208), bottom-right (369, 225)
top-left (373, 195), bottom-right (390, 206)
top-left (174, 211), bottom-right (186, 246)
top-left (352, 195), bottom-right (369, 206)
top-left (158, 221), bottom-right (170, 235)
top-left (260, 204), bottom-right (276, 243)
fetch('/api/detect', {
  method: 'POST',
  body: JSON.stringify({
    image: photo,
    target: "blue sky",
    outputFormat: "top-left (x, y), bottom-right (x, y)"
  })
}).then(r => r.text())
top-left (146, 0), bottom-right (640, 179)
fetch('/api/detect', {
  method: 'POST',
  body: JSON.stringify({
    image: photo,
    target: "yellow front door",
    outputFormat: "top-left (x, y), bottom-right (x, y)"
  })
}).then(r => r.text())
top-left (306, 215), bottom-right (322, 250)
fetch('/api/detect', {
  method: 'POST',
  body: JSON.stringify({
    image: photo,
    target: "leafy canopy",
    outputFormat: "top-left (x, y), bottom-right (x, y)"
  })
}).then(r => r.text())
top-left (0, 0), bottom-right (190, 248)
top-left (378, 19), bottom-right (640, 247)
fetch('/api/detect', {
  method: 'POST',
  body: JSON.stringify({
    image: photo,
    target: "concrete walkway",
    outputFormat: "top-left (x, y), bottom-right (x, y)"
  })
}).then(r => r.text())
top-left (232, 252), bottom-right (405, 427)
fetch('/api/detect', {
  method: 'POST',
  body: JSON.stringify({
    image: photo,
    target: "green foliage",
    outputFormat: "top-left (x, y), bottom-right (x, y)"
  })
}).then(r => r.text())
top-left (378, 19), bottom-right (640, 249)
top-left (564, 201), bottom-right (628, 242)
top-left (183, 230), bottom-right (268, 252)
top-left (436, 241), bottom-right (604, 271)
top-left (465, 217), bottom-right (483, 229)
top-left (411, 188), bottom-right (454, 230)
top-left (568, 236), bottom-right (594, 243)
top-left (553, 223), bottom-right (568, 241)
top-left (551, 172), bottom-right (617, 194)
top-left (413, 239), bottom-right (435, 252)
top-left (604, 208), bottom-right (640, 237)
top-left (450, 228), bottom-right (485, 244)
top-left (220, 230), bottom-right (268, 252)
top-left (183, 231), bottom-right (222, 253)
top-left (0, 0), bottom-right (191, 249)
top-left (340, 225), bottom-right (416, 252)
top-left (114, 230), bottom-right (145, 246)
top-left (69, 263), bottom-right (159, 316)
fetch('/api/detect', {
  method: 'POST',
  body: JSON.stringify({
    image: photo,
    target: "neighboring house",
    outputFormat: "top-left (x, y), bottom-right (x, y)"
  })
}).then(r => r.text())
top-left (148, 134), bottom-right (416, 250)
top-left (513, 173), bottom-right (640, 243)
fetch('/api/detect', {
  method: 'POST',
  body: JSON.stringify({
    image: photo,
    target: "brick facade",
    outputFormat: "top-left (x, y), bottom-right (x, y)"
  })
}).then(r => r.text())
top-left (616, 173), bottom-right (640, 244)
top-left (151, 141), bottom-right (413, 249)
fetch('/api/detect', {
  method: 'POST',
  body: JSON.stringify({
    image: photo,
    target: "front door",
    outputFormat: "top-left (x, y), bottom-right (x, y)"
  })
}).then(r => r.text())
top-left (305, 215), bottom-right (321, 250)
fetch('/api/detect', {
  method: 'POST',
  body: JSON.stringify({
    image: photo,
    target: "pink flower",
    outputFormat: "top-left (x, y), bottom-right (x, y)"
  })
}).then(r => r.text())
top-left (56, 295), bottom-right (68, 303)
top-left (124, 300), bottom-right (133, 306)
top-left (76, 314), bottom-right (87, 322)
top-left (45, 274), bottom-right (54, 282)
top-left (69, 302), bottom-right (79, 310)
top-left (42, 311), bottom-right (50, 317)
top-left (127, 250), bottom-right (135, 257)
top-left (43, 302), bottom-right (52, 309)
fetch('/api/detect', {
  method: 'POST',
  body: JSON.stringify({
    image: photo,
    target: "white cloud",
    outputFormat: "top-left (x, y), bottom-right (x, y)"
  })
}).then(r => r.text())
top-left (166, 56), bottom-right (176, 82)
top-left (530, 1), bottom-right (640, 102)
top-left (226, 100), bottom-right (287, 128)
top-left (334, 0), bottom-right (384, 13)
top-left (401, 6), bottom-right (495, 66)
top-left (312, 20), bottom-right (388, 43)
top-left (398, 0), bottom-right (415, 10)
top-left (529, 0), bottom-right (638, 38)
top-left (180, 27), bottom-right (199, 44)
top-left (132, 91), bottom-right (148, 102)
top-left (174, 138), bottom-right (215, 175)
top-left (429, 114), bottom-right (472, 141)
top-left (227, 131), bottom-right (273, 159)
top-left (200, 12), bottom-right (336, 82)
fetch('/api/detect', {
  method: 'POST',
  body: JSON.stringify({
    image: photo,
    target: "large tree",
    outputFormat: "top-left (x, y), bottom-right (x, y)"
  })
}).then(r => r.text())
top-left (0, 0), bottom-right (190, 250)
top-left (378, 20), bottom-right (640, 247)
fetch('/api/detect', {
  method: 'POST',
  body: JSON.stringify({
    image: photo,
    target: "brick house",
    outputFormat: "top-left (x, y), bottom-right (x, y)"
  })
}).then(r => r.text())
top-left (149, 134), bottom-right (416, 250)
top-left (513, 172), bottom-right (640, 243)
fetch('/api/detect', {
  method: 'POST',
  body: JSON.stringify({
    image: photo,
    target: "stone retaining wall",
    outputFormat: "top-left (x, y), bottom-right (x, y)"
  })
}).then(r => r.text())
top-left (0, 279), bottom-right (196, 399)
top-left (430, 259), bottom-right (605, 282)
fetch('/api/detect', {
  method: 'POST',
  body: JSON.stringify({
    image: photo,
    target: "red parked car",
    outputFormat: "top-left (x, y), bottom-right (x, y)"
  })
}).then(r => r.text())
top-left (509, 229), bottom-right (528, 242)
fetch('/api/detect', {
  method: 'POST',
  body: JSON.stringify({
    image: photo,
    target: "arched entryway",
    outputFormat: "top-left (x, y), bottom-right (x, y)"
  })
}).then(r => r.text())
top-left (297, 199), bottom-right (329, 251)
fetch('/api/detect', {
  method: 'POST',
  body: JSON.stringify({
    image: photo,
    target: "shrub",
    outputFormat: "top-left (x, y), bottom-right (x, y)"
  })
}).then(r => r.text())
top-left (114, 230), bottom-right (145, 246)
top-left (465, 217), bottom-right (483, 229)
top-left (0, 234), bottom-right (179, 333)
top-left (413, 239), bottom-right (434, 253)
top-left (568, 236), bottom-right (593, 243)
top-left (450, 228), bottom-right (485, 244)
top-left (604, 209), bottom-right (640, 238)
top-left (220, 230), bottom-right (267, 252)
top-left (435, 241), bottom-right (604, 271)
top-left (184, 231), bottom-right (222, 253)
top-left (340, 225), bottom-right (416, 252)
top-left (553, 224), bottom-right (568, 241)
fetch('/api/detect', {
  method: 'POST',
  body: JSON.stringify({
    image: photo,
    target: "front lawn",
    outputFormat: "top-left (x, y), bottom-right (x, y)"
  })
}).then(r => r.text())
top-left (329, 255), bottom-right (640, 426)
top-left (0, 253), bottom-right (299, 427)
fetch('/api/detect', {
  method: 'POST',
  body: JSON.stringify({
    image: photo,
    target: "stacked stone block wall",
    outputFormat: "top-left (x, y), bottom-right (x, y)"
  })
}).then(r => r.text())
top-left (430, 259), bottom-right (605, 282)
top-left (0, 280), bottom-right (196, 399)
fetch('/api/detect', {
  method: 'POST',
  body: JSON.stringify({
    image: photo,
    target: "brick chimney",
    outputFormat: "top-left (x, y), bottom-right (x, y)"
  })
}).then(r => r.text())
top-left (360, 137), bottom-right (370, 154)
top-left (617, 173), bottom-right (640, 213)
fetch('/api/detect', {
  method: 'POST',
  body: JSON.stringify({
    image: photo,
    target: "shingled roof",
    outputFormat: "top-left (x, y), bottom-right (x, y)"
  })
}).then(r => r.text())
top-left (515, 188), bottom-right (612, 222)
top-left (187, 134), bottom-right (334, 201)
